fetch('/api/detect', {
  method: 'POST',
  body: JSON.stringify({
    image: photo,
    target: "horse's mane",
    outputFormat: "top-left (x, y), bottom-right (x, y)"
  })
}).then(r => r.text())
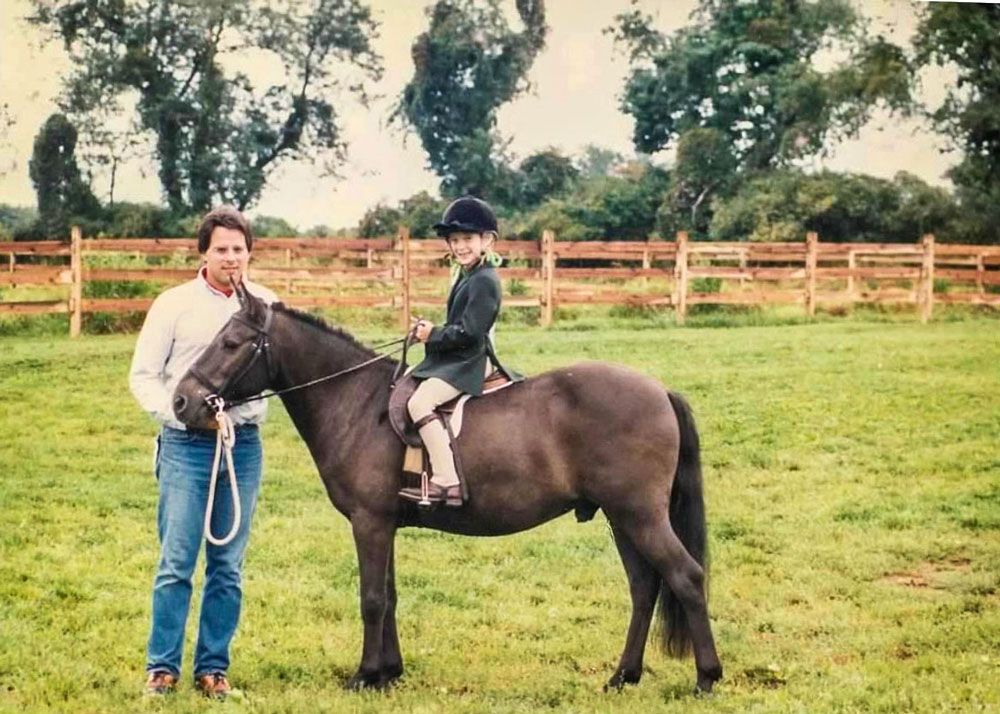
top-left (271, 302), bottom-right (376, 356)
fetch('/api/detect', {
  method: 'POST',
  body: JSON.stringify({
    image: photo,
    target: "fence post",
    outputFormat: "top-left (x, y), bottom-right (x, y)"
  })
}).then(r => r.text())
top-left (976, 251), bottom-right (985, 296)
top-left (920, 233), bottom-right (935, 323)
top-left (70, 225), bottom-right (82, 338)
top-left (541, 229), bottom-right (555, 327)
top-left (7, 251), bottom-right (13, 273)
top-left (674, 231), bottom-right (689, 325)
top-left (847, 248), bottom-right (856, 303)
top-left (805, 231), bottom-right (818, 317)
top-left (641, 237), bottom-right (651, 288)
top-left (399, 226), bottom-right (411, 329)
top-left (284, 247), bottom-right (293, 294)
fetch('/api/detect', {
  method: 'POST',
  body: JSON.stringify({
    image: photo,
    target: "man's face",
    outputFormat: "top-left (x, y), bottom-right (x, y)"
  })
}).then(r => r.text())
top-left (202, 226), bottom-right (250, 291)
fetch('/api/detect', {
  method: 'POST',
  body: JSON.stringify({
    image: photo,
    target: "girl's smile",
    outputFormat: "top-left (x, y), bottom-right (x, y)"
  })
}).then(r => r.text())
top-left (446, 231), bottom-right (493, 268)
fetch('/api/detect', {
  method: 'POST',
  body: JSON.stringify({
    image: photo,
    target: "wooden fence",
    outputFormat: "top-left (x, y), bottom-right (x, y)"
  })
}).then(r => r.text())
top-left (2, 227), bottom-right (999, 336)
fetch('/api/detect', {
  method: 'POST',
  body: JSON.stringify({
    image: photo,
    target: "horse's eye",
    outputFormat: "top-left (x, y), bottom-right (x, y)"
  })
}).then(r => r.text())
top-left (223, 338), bottom-right (240, 350)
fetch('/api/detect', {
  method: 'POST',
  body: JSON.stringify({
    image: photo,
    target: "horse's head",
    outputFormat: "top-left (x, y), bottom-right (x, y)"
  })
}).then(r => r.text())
top-left (172, 280), bottom-right (276, 429)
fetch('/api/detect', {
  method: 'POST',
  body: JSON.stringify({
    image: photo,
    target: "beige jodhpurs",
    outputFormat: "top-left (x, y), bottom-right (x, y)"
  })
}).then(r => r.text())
top-left (407, 378), bottom-right (462, 424)
top-left (406, 364), bottom-right (491, 487)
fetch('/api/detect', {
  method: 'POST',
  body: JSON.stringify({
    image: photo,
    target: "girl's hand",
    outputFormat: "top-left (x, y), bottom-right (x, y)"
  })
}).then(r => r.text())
top-left (412, 319), bottom-right (434, 343)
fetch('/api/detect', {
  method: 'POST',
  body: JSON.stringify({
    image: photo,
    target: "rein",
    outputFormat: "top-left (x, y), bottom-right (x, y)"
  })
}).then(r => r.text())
top-left (226, 338), bottom-right (406, 407)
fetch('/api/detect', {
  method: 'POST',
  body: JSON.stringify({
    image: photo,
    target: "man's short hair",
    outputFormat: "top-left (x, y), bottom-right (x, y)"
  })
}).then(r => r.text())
top-left (197, 205), bottom-right (254, 253)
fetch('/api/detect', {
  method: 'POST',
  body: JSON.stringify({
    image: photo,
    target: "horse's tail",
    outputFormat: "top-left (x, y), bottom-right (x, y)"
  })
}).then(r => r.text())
top-left (659, 391), bottom-right (709, 658)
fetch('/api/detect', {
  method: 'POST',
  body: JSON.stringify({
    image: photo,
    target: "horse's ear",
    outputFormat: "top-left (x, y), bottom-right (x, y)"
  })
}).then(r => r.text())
top-left (232, 277), bottom-right (249, 309)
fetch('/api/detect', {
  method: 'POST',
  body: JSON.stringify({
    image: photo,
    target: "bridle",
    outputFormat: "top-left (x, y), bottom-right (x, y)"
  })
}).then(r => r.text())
top-left (187, 305), bottom-right (278, 408)
top-left (185, 302), bottom-right (406, 546)
top-left (190, 302), bottom-right (407, 412)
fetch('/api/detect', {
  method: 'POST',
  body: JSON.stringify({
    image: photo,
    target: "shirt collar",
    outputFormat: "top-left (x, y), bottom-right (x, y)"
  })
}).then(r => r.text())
top-left (199, 266), bottom-right (234, 298)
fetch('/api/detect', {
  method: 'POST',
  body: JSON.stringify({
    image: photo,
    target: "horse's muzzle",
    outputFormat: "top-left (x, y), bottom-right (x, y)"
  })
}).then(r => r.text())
top-left (172, 378), bottom-right (214, 429)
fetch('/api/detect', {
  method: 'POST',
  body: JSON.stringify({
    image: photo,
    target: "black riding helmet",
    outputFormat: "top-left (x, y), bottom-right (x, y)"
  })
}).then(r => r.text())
top-left (433, 196), bottom-right (498, 237)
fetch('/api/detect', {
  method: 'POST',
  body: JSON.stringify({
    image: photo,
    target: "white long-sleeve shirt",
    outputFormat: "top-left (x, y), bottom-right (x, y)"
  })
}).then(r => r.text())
top-left (129, 269), bottom-right (278, 430)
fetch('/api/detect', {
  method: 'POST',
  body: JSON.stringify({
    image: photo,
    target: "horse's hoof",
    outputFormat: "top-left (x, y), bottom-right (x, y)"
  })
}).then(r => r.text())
top-left (378, 666), bottom-right (404, 688)
top-left (695, 664), bottom-right (722, 695)
top-left (603, 669), bottom-right (640, 692)
top-left (694, 673), bottom-right (721, 695)
top-left (344, 672), bottom-right (383, 691)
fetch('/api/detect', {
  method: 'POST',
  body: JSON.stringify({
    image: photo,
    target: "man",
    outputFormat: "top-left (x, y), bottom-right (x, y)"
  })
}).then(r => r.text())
top-left (129, 206), bottom-right (277, 699)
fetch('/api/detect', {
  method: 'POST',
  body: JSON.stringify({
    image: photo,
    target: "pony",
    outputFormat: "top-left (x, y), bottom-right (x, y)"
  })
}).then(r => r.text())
top-left (172, 283), bottom-right (722, 693)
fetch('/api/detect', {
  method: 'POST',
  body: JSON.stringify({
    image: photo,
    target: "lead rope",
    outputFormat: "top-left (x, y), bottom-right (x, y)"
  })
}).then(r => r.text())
top-left (204, 396), bottom-right (241, 546)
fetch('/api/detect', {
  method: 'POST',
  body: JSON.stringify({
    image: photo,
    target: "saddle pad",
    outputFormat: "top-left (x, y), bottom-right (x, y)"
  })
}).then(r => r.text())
top-left (446, 378), bottom-right (516, 438)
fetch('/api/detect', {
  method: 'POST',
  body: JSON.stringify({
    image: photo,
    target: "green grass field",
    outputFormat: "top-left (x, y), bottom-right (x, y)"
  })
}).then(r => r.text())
top-left (1, 315), bottom-right (998, 713)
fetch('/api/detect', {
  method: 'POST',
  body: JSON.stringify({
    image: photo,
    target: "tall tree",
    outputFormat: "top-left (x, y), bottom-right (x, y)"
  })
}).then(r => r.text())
top-left (609, 0), bottom-right (912, 174)
top-left (28, 113), bottom-right (102, 237)
top-left (393, 0), bottom-right (547, 200)
top-left (666, 127), bottom-right (736, 232)
top-left (913, 3), bottom-right (1000, 243)
top-left (30, 0), bottom-right (383, 213)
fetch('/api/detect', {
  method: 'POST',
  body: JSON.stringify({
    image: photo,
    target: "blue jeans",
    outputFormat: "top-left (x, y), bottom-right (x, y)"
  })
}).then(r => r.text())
top-left (147, 425), bottom-right (262, 678)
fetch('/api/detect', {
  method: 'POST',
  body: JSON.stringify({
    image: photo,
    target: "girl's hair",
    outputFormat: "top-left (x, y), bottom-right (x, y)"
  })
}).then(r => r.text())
top-left (197, 205), bottom-right (254, 253)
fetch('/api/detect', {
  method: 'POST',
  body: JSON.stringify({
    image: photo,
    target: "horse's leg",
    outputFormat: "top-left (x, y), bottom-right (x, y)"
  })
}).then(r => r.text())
top-left (605, 525), bottom-right (659, 691)
top-left (379, 538), bottom-right (404, 686)
top-left (619, 513), bottom-right (722, 693)
top-left (345, 512), bottom-right (394, 690)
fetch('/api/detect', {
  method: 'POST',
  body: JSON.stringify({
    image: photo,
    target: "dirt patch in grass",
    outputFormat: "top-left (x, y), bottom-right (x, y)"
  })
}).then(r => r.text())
top-left (882, 557), bottom-right (972, 589)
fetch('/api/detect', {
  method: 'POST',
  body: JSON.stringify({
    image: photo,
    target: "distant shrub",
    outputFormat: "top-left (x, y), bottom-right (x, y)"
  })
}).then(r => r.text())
top-left (691, 277), bottom-right (722, 293)
top-left (82, 280), bottom-right (160, 299)
top-left (507, 278), bottom-right (527, 296)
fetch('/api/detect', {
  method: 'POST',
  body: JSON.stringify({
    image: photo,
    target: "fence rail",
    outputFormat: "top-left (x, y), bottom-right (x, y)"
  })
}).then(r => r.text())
top-left (2, 228), bottom-right (999, 336)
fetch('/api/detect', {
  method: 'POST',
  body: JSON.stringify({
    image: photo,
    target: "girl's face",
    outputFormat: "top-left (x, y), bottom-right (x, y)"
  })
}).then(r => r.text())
top-left (446, 231), bottom-right (493, 268)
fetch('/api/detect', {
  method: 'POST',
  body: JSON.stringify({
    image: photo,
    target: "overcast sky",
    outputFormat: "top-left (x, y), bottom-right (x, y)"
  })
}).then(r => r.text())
top-left (0, 0), bottom-right (957, 231)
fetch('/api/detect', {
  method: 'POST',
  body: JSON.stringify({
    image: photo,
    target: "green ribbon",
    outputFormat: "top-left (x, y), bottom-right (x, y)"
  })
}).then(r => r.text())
top-left (449, 250), bottom-right (503, 288)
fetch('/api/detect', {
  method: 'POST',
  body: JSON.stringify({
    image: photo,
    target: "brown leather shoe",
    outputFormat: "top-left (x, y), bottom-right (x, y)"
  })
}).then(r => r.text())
top-left (398, 481), bottom-right (463, 507)
top-left (194, 672), bottom-right (235, 699)
top-left (144, 670), bottom-right (177, 695)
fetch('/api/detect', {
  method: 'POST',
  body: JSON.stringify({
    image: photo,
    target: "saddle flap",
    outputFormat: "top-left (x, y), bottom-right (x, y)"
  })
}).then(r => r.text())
top-left (388, 373), bottom-right (423, 447)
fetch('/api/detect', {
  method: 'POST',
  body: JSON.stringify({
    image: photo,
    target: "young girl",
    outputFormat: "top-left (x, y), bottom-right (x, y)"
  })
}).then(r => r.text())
top-left (398, 196), bottom-right (522, 507)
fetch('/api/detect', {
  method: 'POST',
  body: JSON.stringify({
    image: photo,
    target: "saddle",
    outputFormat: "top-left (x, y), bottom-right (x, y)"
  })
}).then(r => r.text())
top-left (388, 370), bottom-right (515, 501)
top-left (388, 370), bottom-right (512, 448)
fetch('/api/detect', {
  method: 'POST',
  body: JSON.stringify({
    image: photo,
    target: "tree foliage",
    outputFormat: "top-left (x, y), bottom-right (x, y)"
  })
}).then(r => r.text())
top-left (516, 148), bottom-right (579, 209)
top-left (357, 202), bottom-right (403, 238)
top-left (355, 191), bottom-right (447, 239)
top-left (913, 3), bottom-right (1000, 244)
top-left (511, 160), bottom-right (670, 241)
top-left (393, 0), bottom-right (547, 199)
top-left (664, 127), bottom-right (737, 233)
top-left (28, 113), bottom-right (102, 238)
top-left (709, 170), bottom-right (958, 243)
top-left (609, 0), bottom-right (912, 173)
top-left (30, 0), bottom-right (383, 213)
